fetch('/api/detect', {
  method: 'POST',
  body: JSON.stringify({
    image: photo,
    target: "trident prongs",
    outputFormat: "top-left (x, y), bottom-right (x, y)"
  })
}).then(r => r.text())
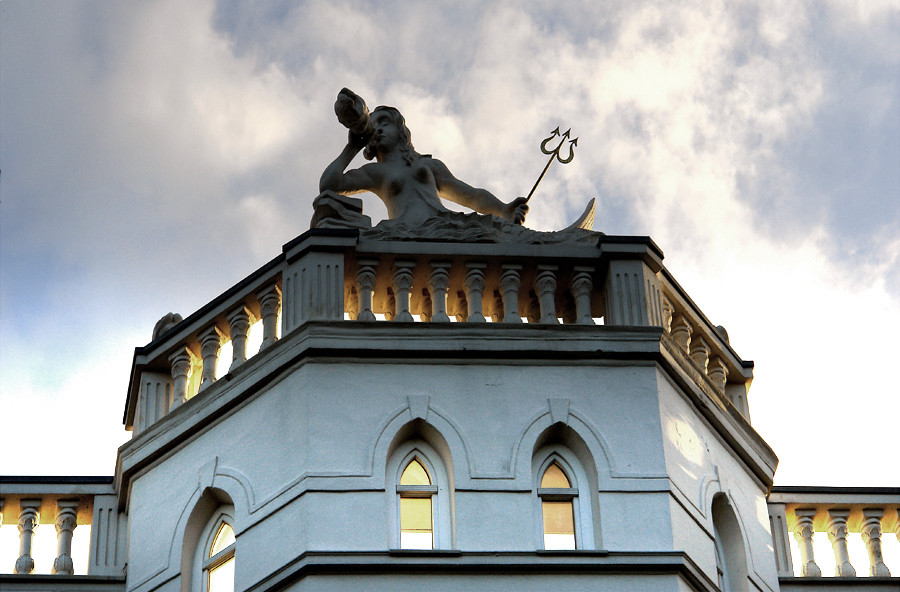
top-left (525, 127), bottom-right (578, 203)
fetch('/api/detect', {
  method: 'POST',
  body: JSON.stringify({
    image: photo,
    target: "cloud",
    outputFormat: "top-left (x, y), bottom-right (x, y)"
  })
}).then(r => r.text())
top-left (1, 0), bottom-right (897, 484)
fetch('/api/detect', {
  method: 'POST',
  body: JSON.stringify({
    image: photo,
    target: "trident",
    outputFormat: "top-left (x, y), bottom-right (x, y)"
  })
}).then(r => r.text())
top-left (525, 127), bottom-right (578, 203)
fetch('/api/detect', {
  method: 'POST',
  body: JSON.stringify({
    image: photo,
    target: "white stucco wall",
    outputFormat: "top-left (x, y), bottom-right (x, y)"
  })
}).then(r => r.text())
top-left (123, 350), bottom-right (772, 591)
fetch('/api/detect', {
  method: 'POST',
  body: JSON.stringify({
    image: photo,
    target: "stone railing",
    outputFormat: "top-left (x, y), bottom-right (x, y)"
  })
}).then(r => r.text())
top-left (124, 229), bottom-right (755, 434)
top-left (768, 486), bottom-right (900, 584)
top-left (125, 255), bottom-right (283, 437)
top-left (659, 270), bottom-right (754, 418)
top-left (0, 477), bottom-right (124, 580)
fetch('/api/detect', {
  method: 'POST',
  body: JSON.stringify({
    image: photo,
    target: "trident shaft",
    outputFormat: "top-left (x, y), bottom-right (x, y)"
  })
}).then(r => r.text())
top-left (525, 127), bottom-right (578, 203)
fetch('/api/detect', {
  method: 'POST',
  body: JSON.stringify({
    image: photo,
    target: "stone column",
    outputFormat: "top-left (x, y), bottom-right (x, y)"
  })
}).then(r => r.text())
top-left (569, 267), bottom-right (595, 325)
top-left (52, 500), bottom-right (79, 575)
top-left (707, 356), bottom-right (728, 392)
top-left (391, 261), bottom-right (415, 322)
top-left (535, 266), bottom-right (559, 324)
top-left (427, 263), bottom-right (451, 322)
top-left (792, 509), bottom-right (821, 577)
top-left (689, 335), bottom-right (710, 373)
top-left (499, 265), bottom-right (522, 323)
top-left (861, 509), bottom-right (891, 577)
top-left (198, 326), bottom-right (225, 392)
top-left (827, 509), bottom-right (856, 577)
top-left (15, 500), bottom-right (40, 574)
top-left (464, 263), bottom-right (487, 322)
top-left (603, 258), bottom-right (664, 326)
top-left (355, 260), bottom-right (378, 321)
top-left (257, 284), bottom-right (281, 351)
top-left (670, 314), bottom-right (692, 354)
top-left (227, 306), bottom-right (255, 371)
top-left (169, 347), bottom-right (194, 410)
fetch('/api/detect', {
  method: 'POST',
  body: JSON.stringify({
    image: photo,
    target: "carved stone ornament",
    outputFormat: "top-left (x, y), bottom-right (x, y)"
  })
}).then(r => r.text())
top-left (314, 88), bottom-right (601, 243)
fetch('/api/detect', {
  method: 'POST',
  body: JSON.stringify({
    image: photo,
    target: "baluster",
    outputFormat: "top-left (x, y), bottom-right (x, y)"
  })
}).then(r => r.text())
top-left (169, 348), bottom-right (194, 410)
top-left (707, 356), bottom-right (728, 392)
top-left (464, 263), bottom-right (487, 322)
top-left (198, 326), bottom-right (225, 392)
top-left (355, 260), bottom-right (378, 321)
top-left (228, 306), bottom-right (255, 372)
top-left (15, 500), bottom-right (40, 574)
top-left (861, 509), bottom-right (891, 577)
top-left (670, 314), bottom-right (692, 354)
top-left (827, 509), bottom-right (856, 577)
top-left (428, 263), bottom-right (451, 322)
top-left (570, 267), bottom-right (594, 325)
top-left (793, 509), bottom-right (821, 577)
top-left (690, 335), bottom-right (710, 373)
top-left (535, 266), bottom-right (559, 324)
top-left (257, 284), bottom-right (281, 351)
top-left (52, 500), bottom-right (79, 575)
top-left (499, 265), bottom-right (523, 323)
top-left (392, 261), bottom-right (415, 322)
top-left (662, 297), bottom-right (674, 333)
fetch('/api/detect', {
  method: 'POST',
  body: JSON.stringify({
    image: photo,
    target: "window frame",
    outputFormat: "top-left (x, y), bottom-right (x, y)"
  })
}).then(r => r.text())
top-left (533, 448), bottom-right (593, 550)
top-left (397, 457), bottom-right (438, 549)
top-left (195, 507), bottom-right (235, 592)
top-left (387, 442), bottom-right (452, 550)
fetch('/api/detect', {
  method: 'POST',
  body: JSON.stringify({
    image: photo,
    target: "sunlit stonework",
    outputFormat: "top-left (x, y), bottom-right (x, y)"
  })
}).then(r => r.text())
top-left (1, 90), bottom-right (897, 592)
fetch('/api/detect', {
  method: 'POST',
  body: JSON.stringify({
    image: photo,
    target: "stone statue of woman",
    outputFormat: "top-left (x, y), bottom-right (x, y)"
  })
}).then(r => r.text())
top-left (318, 88), bottom-right (529, 228)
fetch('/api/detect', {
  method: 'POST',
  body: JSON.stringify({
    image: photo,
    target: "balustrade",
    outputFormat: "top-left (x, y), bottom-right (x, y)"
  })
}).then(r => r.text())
top-left (0, 478), bottom-right (124, 577)
top-left (768, 487), bottom-right (900, 581)
top-left (124, 230), bottom-right (754, 435)
top-left (660, 277), bottom-right (752, 420)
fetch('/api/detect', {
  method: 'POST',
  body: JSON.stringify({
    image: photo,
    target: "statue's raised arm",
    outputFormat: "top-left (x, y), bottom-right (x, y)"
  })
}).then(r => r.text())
top-left (317, 88), bottom-right (527, 228)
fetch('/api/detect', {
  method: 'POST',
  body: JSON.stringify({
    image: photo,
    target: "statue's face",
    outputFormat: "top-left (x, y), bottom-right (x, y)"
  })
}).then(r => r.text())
top-left (372, 111), bottom-right (401, 151)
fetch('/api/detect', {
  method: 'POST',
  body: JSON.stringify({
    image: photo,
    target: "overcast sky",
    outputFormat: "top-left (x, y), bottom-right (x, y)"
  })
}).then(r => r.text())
top-left (1, 1), bottom-right (898, 487)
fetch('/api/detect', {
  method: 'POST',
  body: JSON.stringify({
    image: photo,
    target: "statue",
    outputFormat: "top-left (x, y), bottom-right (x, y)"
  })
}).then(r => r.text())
top-left (313, 88), bottom-right (596, 243)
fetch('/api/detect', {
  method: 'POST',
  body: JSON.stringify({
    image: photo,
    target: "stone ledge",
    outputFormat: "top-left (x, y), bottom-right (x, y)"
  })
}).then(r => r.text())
top-left (246, 550), bottom-right (717, 592)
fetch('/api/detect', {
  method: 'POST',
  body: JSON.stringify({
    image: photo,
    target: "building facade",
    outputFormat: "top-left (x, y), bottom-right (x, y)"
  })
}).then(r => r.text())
top-left (1, 227), bottom-right (897, 591)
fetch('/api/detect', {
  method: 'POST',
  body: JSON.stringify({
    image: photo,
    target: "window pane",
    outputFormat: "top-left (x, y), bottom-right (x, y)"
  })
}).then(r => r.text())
top-left (400, 497), bottom-right (433, 532)
top-left (400, 459), bottom-right (431, 485)
top-left (541, 463), bottom-right (571, 488)
top-left (210, 523), bottom-right (235, 557)
top-left (208, 555), bottom-right (235, 592)
top-left (543, 533), bottom-right (576, 550)
top-left (400, 531), bottom-right (433, 550)
top-left (542, 500), bottom-right (575, 550)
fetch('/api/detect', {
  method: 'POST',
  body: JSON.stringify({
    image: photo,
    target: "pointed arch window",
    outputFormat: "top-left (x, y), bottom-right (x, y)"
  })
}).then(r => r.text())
top-left (203, 519), bottom-right (235, 592)
top-left (538, 461), bottom-right (578, 549)
top-left (398, 457), bottom-right (437, 549)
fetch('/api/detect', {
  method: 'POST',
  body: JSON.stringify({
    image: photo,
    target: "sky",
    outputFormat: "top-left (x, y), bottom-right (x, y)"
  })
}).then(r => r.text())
top-left (1, 1), bottom-right (898, 487)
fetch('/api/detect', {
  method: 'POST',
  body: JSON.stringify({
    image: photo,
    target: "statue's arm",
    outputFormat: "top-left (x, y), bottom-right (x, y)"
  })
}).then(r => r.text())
top-left (319, 142), bottom-right (379, 195)
top-left (430, 159), bottom-right (528, 224)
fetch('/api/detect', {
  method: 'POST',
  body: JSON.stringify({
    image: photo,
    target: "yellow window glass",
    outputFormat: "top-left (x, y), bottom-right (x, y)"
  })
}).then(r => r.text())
top-left (207, 555), bottom-right (235, 592)
top-left (400, 497), bottom-right (433, 549)
top-left (400, 459), bottom-right (431, 486)
top-left (541, 463), bottom-right (571, 488)
top-left (210, 522), bottom-right (235, 557)
top-left (542, 500), bottom-right (576, 550)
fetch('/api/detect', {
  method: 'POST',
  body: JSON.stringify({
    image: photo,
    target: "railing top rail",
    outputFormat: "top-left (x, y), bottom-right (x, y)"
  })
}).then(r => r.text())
top-left (1, 476), bottom-right (114, 499)
top-left (1, 475), bottom-right (113, 486)
top-left (769, 485), bottom-right (900, 506)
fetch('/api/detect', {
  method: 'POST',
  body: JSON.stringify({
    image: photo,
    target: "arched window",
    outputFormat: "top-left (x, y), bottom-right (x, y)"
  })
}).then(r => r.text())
top-left (397, 457), bottom-right (437, 549)
top-left (386, 435), bottom-right (453, 550)
top-left (711, 493), bottom-right (748, 592)
top-left (538, 460), bottom-right (578, 549)
top-left (203, 518), bottom-right (235, 592)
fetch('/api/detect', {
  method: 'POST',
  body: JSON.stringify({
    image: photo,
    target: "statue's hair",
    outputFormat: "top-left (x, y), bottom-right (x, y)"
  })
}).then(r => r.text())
top-left (364, 106), bottom-right (419, 165)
